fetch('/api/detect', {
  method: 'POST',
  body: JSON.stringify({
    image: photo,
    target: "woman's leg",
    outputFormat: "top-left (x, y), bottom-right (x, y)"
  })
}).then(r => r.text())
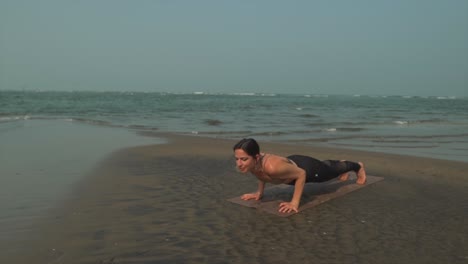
top-left (323, 160), bottom-right (367, 184)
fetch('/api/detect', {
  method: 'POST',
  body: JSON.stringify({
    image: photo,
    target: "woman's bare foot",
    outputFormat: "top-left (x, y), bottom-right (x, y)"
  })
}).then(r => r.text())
top-left (339, 172), bottom-right (349, 181)
top-left (356, 162), bottom-right (366, 185)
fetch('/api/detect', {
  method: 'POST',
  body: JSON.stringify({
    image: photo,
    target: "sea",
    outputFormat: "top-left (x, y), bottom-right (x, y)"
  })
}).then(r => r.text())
top-left (1, 90), bottom-right (468, 162)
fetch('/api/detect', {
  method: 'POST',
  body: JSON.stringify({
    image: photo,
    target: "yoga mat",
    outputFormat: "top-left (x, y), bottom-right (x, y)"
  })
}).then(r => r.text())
top-left (228, 175), bottom-right (384, 217)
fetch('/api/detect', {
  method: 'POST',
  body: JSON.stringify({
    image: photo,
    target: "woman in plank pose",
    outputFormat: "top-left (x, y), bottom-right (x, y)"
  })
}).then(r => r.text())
top-left (233, 138), bottom-right (366, 213)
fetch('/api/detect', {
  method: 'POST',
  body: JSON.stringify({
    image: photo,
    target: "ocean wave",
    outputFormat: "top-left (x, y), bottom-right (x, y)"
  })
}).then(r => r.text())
top-left (393, 121), bottom-right (409, 125)
top-left (249, 131), bottom-right (289, 136)
top-left (203, 119), bottom-right (223, 126)
top-left (436, 96), bottom-right (457, 100)
top-left (392, 118), bottom-right (452, 126)
top-left (412, 119), bottom-right (445, 124)
top-left (336, 127), bottom-right (367, 132)
top-left (231, 92), bottom-right (256, 96)
top-left (126, 124), bottom-right (158, 130)
top-left (71, 118), bottom-right (113, 126)
top-left (0, 115), bottom-right (30, 122)
top-left (332, 142), bottom-right (437, 149)
top-left (0, 115), bottom-right (158, 133)
top-left (305, 120), bottom-right (382, 128)
top-left (289, 133), bottom-right (468, 143)
top-left (190, 130), bottom-right (252, 135)
top-left (371, 138), bottom-right (468, 144)
top-left (364, 134), bottom-right (468, 142)
top-left (299, 114), bottom-right (320, 118)
top-left (304, 94), bottom-right (328, 98)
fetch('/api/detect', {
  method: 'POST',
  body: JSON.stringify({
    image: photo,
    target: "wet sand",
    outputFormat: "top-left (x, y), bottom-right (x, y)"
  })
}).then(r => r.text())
top-left (10, 133), bottom-right (468, 264)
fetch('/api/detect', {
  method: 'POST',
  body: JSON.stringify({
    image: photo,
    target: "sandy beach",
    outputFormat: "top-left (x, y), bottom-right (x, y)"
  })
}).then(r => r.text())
top-left (8, 133), bottom-right (468, 264)
top-left (3, 1), bottom-right (467, 262)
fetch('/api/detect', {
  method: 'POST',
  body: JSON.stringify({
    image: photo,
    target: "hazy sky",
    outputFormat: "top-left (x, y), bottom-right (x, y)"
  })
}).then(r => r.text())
top-left (1, 0), bottom-right (467, 96)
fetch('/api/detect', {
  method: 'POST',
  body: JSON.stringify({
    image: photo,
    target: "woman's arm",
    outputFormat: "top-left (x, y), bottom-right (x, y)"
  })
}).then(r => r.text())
top-left (264, 156), bottom-right (307, 213)
top-left (256, 180), bottom-right (265, 197)
top-left (241, 180), bottom-right (265, 200)
top-left (279, 170), bottom-right (305, 213)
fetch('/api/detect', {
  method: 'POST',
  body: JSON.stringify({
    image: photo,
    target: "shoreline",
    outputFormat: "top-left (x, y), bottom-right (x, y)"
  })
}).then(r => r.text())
top-left (150, 132), bottom-right (468, 182)
top-left (7, 132), bottom-right (468, 264)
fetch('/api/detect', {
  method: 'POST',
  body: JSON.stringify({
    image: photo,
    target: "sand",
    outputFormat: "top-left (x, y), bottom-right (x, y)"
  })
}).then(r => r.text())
top-left (227, 175), bottom-right (385, 217)
top-left (8, 133), bottom-right (468, 264)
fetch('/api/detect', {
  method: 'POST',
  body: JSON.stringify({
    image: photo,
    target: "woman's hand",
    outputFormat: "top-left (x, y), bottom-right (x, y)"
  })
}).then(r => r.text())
top-left (278, 201), bottom-right (299, 213)
top-left (241, 192), bottom-right (263, 201)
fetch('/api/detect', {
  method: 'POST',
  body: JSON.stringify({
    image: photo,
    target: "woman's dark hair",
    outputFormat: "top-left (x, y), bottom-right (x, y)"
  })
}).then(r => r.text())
top-left (233, 138), bottom-right (260, 157)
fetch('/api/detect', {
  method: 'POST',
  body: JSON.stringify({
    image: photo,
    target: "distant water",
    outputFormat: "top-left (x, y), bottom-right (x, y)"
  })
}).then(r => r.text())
top-left (1, 90), bottom-right (468, 162)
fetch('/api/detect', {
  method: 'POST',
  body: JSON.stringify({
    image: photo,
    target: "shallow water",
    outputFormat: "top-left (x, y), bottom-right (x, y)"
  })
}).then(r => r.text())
top-left (0, 120), bottom-right (163, 260)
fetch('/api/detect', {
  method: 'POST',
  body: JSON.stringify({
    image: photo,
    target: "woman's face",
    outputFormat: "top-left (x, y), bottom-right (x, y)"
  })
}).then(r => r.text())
top-left (234, 149), bottom-right (257, 173)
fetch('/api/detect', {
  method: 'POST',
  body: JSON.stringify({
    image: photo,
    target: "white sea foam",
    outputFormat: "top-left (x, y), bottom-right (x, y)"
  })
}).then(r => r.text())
top-left (324, 128), bottom-right (337, 132)
top-left (394, 121), bottom-right (409, 125)
top-left (0, 115), bottom-right (30, 122)
top-left (233, 92), bottom-right (256, 96)
top-left (436, 96), bottom-right (457, 100)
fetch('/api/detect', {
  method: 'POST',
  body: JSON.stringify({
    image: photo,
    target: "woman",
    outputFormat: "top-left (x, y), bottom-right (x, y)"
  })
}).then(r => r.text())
top-left (233, 138), bottom-right (366, 213)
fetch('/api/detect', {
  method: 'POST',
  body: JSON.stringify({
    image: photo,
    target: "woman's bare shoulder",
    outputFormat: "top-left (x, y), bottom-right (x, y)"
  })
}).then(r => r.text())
top-left (263, 154), bottom-right (292, 172)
